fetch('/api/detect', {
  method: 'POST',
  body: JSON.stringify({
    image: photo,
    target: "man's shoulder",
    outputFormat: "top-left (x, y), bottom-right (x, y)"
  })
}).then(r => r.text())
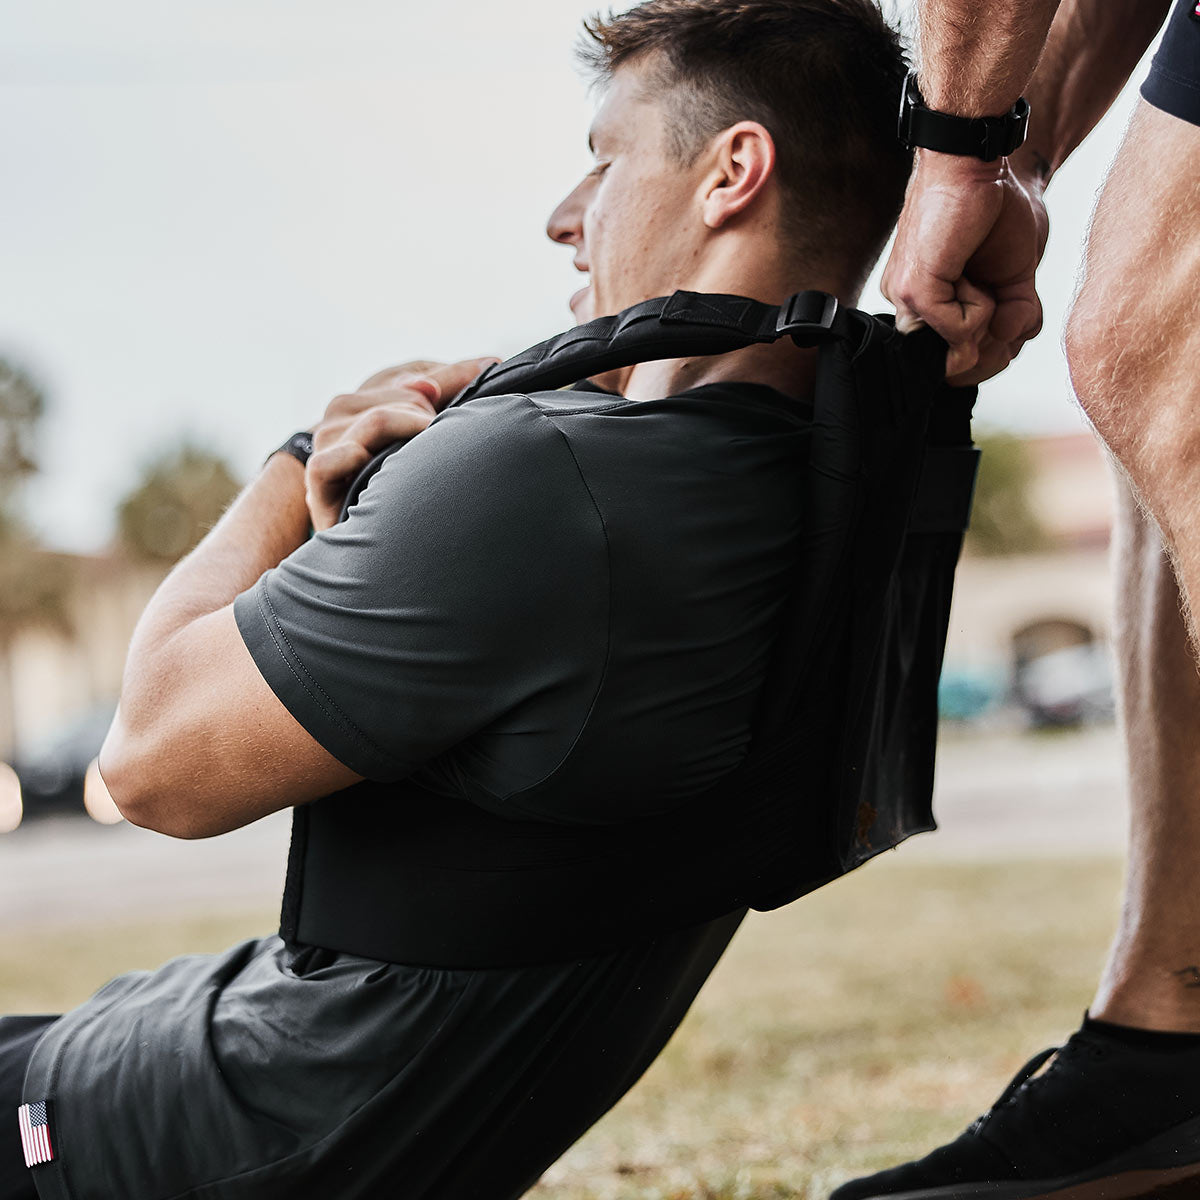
top-left (427, 388), bottom-right (631, 436)
top-left (408, 390), bottom-right (620, 471)
top-left (355, 391), bottom-right (608, 544)
top-left (381, 392), bottom-right (585, 488)
top-left (392, 389), bottom-right (635, 506)
top-left (396, 381), bottom-right (806, 511)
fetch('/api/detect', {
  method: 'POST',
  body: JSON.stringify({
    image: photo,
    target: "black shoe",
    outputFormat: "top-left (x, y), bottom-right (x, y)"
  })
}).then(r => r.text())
top-left (829, 1020), bottom-right (1200, 1199)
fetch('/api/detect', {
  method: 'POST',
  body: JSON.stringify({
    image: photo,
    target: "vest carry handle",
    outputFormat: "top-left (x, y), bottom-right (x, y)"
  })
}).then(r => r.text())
top-left (340, 290), bottom-right (868, 518)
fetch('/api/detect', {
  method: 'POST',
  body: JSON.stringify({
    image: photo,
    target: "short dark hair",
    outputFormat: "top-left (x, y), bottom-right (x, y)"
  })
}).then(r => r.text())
top-left (578, 0), bottom-right (913, 278)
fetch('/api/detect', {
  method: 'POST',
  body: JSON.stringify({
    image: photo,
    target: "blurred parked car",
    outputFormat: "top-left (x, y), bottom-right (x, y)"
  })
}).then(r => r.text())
top-left (4, 705), bottom-right (122, 830)
top-left (1017, 642), bottom-right (1116, 728)
top-left (938, 666), bottom-right (1006, 722)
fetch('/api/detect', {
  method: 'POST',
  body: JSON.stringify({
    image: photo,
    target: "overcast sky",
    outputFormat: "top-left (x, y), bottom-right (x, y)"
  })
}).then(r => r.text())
top-left (1, 1), bottom-right (1163, 552)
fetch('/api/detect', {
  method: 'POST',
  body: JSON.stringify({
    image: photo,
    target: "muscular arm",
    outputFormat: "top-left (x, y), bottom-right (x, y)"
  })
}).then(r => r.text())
top-left (886, 0), bottom-right (1173, 383)
top-left (100, 358), bottom-right (490, 839)
top-left (99, 455), bottom-right (363, 839)
top-left (1012, 0), bottom-right (1174, 182)
top-left (917, 0), bottom-right (1060, 116)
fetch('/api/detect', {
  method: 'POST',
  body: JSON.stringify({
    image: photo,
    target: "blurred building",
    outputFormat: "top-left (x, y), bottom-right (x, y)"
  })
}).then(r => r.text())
top-left (0, 555), bottom-right (166, 760)
top-left (1025, 432), bottom-right (1117, 552)
top-left (943, 431), bottom-right (1119, 723)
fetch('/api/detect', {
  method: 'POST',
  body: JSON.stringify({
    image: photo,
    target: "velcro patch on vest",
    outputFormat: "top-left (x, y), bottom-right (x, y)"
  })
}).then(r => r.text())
top-left (18, 1100), bottom-right (56, 1167)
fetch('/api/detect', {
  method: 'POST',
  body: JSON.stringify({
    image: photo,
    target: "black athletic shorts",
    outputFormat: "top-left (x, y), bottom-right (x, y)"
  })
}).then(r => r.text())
top-left (1142, 0), bottom-right (1200, 127)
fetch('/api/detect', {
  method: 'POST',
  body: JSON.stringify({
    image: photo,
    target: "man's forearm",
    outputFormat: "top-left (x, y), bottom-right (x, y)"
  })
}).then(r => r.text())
top-left (918, 0), bottom-right (1061, 116)
top-left (100, 453), bottom-right (363, 837)
top-left (918, 0), bottom-right (1171, 165)
top-left (888, 0), bottom-right (1172, 384)
top-left (118, 454), bottom-right (308, 724)
top-left (100, 362), bottom-right (484, 836)
top-left (1012, 0), bottom-right (1174, 183)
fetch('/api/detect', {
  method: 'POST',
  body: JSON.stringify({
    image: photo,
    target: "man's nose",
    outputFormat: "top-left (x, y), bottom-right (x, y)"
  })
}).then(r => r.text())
top-left (546, 183), bottom-right (585, 246)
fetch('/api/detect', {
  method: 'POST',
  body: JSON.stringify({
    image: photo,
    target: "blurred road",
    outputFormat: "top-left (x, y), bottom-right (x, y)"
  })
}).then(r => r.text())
top-left (908, 725), bottom-right (1128, 860)
top-left (0, 728), bottom-right (1128, 929)
top-left (0, 808), bottom-right (291, 929)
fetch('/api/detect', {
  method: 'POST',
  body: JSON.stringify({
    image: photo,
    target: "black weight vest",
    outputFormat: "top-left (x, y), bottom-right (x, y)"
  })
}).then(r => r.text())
top-left (279, 290), bottom-right (980, 967)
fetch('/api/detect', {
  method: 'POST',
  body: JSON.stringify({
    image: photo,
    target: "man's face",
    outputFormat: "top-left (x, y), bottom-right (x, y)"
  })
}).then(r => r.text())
top-left (546, 61), bottom-right (707, 325)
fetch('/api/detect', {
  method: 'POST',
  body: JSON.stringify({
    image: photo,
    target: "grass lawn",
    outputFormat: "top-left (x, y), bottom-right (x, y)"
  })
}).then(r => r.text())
top-left (0, 854), bottom-right (1124, 1199)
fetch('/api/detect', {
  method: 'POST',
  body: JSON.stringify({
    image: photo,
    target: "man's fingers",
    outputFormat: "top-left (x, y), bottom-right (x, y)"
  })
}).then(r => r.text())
top-left (943, 286), bottom-right (1041, 387)
top-left (986, 274), bottom-right (1042, 346)
top-left (357, 360), bottom-right (447, 390)
top-left (418, 357), bottom-right (502, 407)
top-left (306, 405), bottom-right (436, 530)
top-left (355, 356), bottom-right (498, 406)
top-left (894, 311), bottom-right (928, 336)
top-left (306, 441), bottom-right (376, 530)
top-left (308, 440), bottom-right (374, 492)
top-left (903, 278), bottom-right (1040, 385)
top-left (307, 355), bottom-right (498, 531)
top-left (946, 330), bottom-right (1030, 387)
top-left (342, 403), bottom-right (435, 454)
top-left (883, 153), bottom-right (1054, 385)
top-left (311, 405), bottom-right (434, 496)
top-left (889, 270), bottom-right (994, 380)
top-left (947, 276), bottom-right (993, 379)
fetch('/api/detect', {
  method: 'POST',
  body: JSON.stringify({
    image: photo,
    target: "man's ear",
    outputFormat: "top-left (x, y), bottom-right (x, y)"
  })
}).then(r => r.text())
top-left (701, 121), bottom-right (778, 230)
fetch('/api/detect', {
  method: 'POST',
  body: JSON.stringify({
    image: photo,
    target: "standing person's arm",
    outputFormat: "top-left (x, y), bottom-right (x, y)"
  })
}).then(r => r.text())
top-left (886, 0), bottom-right (1171, 385)
top-left (916, 1), bottom-right (1060, 118)
top-left (1009, 0), bottom-right (1174, 180)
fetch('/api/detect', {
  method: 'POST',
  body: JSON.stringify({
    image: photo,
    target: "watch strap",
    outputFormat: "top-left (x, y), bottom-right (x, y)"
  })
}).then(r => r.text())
top-left (898, 70), bottom-right (1029, 162)
top-left (268, 431), bottom-right (314, 468)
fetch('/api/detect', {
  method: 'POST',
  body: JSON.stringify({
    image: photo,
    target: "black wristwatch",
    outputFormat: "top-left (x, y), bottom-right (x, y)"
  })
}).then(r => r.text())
top-left (898, 70), bottom-right (1030, 162)
top-left (268, 431), bottom-right (314, 468)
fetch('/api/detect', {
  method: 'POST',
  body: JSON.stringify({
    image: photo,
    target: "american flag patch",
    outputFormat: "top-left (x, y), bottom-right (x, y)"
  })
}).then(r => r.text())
top-left (17, 1100), bottom-right (55, 1167)
top-left (1193, 0), bottom-right (1200, 20)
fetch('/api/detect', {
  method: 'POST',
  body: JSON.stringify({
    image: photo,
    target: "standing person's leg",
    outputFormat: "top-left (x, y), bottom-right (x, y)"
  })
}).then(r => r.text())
top-left (1090, 470), bottom-right (1200, 1032)
top-left (1068, 94), bottom-right (1200, 1033)
top-left (831, 93), bottom-right (1200, 1200)
top-left (0, 1016), bottom-right (59, 1200)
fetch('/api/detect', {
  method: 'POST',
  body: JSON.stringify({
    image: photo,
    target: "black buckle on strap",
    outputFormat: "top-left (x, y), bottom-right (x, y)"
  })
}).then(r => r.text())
top-left (776, 291), bottom-right (839, 344)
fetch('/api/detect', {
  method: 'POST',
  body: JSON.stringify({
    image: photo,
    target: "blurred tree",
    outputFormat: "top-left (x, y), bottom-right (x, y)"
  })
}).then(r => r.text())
top-left (117, 444), bottom-right (242, 562)
top-left (965, 432), bottom-right (1048, 556)
top-left (0, 356), bottom-right (74, 757)
top-left (0, 358), bottom-right (45, 524)
top-left (0, 532), bottom-right (76, 758)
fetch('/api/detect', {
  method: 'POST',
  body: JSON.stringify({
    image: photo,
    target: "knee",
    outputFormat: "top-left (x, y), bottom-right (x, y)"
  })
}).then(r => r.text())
top-left (1065, 279), bottom-right (1130, 453)
top-left (1065, 272), bottom-right (1178, 469)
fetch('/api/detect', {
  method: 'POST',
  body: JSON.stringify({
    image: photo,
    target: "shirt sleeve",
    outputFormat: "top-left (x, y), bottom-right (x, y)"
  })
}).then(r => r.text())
top-left (233, 394), bottom-right (609, 782)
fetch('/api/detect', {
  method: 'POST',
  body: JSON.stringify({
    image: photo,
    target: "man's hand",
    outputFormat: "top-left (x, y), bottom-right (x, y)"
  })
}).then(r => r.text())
top-left (882, 151), bottom-right (1049, 385)
top-left (306, 357), bottom-right (498, 531)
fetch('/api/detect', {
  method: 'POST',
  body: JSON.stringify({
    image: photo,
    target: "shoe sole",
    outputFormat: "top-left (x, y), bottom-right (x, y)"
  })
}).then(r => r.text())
top-left (857, 1163), bottom-right (1200, 1200)
top-left (852, 1113), bottom-right (1200, 1200)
